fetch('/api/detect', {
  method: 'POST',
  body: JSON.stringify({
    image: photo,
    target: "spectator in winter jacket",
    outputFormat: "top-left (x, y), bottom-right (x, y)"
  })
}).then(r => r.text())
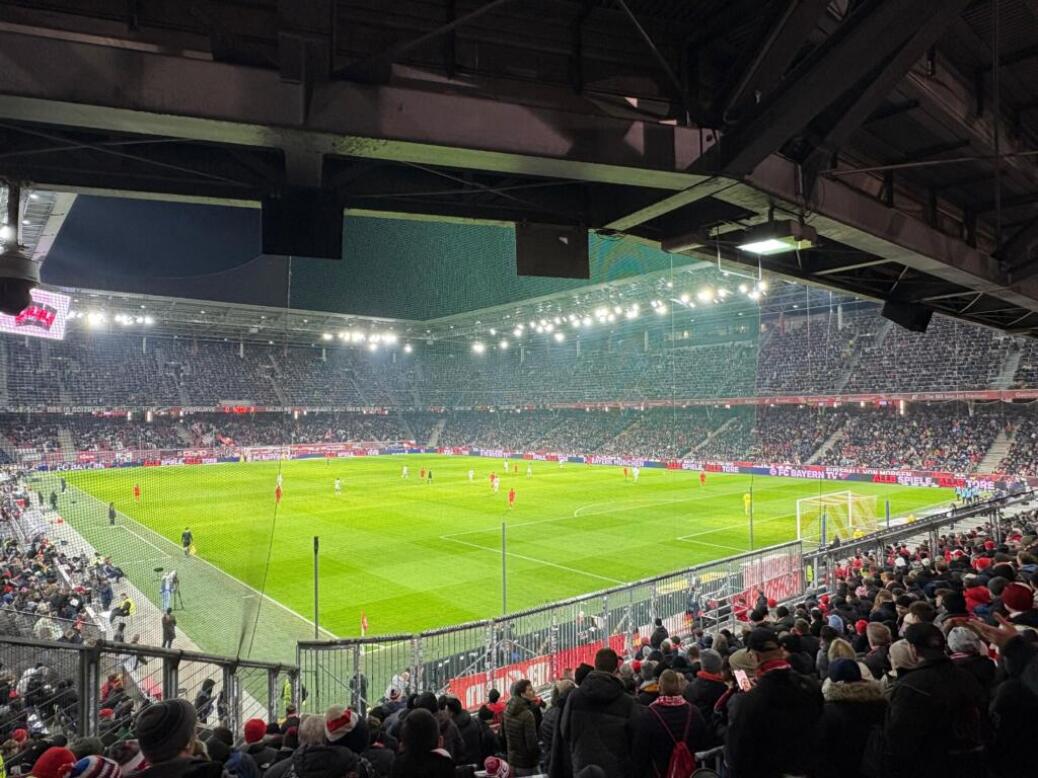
top-left (264, 714), bottom-right (323, 778)
top-left (815, 659), bottom-right (886, 778)
top-left (361, 717), bottom-right (395, 778)
top-left (443, 696), bottom-right (490, 768)
top-left (682, 649), bottom-right (725, 722)
top-left (632, 669), bottom-right (706, 778)
top-left (390, 708), bottom-right (453, 778)
top-left (724, 629), bottom-right (823, 778)
top-left (883, 623), bottom-right (986, 778)
top-left (863, 622), bottom-right (892, 680)
top-left (1001, 582), bottom-right (1038, 627)
top-left (649, 619), bottom-right (668, 649)
top-left (539, 680), bottom-right (574, 776)
top-left (132, 699), bottom-right (224, 778)
top-left (503, 679), bottom-right (540, 775)
top-left (550, 648), bottom-right (639, 778)
top-left (947, 626), bottom-right (997, 701)
top-left (323, 705), bottom-right (369, 757)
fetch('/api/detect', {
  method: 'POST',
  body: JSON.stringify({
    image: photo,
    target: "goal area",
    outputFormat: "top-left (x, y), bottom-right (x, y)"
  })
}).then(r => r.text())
top-left (796, 491), bottom-right (879, 545)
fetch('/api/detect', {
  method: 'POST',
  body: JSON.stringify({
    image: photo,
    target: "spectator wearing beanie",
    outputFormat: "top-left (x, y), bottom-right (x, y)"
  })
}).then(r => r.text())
top-left (265, 714), bottom-right (324, 778)
top-left (683, 648), bottom-right (726, 722)
top-left (30, 747), bottom-right (76, 778)
top-left (947, 626), bottom-right (997, 699)
top-left (274, 713), bottom-right (364, 778)
top-left (724, 629), bottom-right (822, 778)
top-left (70, 739), bottom-right (105, 760)
top-left (131, 699), bottom-right (221, 778)
top-left (1002, 582), bottom-right (1038, 627)
top-left (815, 658), bottom-right (886, 778)
top-left (551, 648), bottom-right (639, 778)
top-left (633, 669), bottom-right (706, 778)
top-left (241, 719), bottom-right (278, 774)
top-left (323, 705), bottom-right (369, 755)
top-left (883, 623), bottom-right (986, 778)
top-left (390, 708), bottom-right (453, 778)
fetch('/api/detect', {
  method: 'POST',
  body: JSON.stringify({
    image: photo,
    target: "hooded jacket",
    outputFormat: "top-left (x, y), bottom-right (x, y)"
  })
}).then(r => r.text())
top-left (503, 696), bottom-right (539, 769)
top-left (816, 680), bottom-right (887, 778)
top-left (288, 745), bottom-right (360, 778)
top-left (128, 758), bottom-right (226, 778)
top-left (550, 671), bottom-right (638, 778)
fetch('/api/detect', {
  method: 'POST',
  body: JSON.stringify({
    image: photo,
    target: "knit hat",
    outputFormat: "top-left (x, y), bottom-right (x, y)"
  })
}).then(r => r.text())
top-left (30, 747), bottom-right (76, 778)
top-left (827, 657), bottom-right (862, 684)
top-left (1002, 583), bottom-right (1035, 613)
top-left (699, 649), bottom-right (723, 674)
top-left (827, 614), bottom-right (845, 633)
top-left (134, 699), bottom-right (196, 763)
top-left (746, 628), bottom-right (780, 652)
top-left (974, 556), bottom-right (993, 572)
top-left (947, 626), bottom-right (984, 656)
top-left (324, 705), bottom-right (359, 742)
top-left (904, 622), bottom-right (946, 659)
top-left (854, 619), bottom-right (869, 635)
top-left (728, 648), bottom-right (758, 673)
top-left (12, 728), bottom-right (27, 744)
top-left (104, 740), bottom-right (146, 776)
top-left (483, 755), bottom-right (513, 778)
top-left (243, 719), bottom-right (267, 745)
top-left (68, 756), bottom-right (121, 778)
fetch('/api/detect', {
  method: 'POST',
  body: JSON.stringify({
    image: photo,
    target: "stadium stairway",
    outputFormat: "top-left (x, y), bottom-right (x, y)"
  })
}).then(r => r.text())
top-left (426, 416), bottom-right (448, 448)
top-left (692, 417), bottom-right (737, 451)
top-left (994, 345), bottom-right (1023, 389)
top-left (57, 427), bottom-right (75, 457)
top-left (806, 422), bottom-right (848, 464)
top-left (978, 428), bottom-right (1015, 473)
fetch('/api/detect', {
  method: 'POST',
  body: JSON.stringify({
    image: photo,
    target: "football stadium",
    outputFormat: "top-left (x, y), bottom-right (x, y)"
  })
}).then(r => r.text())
top-left (1, 3), bottom-right (1038, 777)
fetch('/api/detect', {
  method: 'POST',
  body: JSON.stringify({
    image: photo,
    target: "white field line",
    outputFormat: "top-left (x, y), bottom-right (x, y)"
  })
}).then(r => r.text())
top-left (439, 534), bottom-right (625, 585)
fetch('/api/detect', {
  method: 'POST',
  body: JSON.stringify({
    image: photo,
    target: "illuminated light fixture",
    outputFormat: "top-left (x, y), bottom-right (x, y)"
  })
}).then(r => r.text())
top-left (666, 281), bottom-right (673, 289)
top-left (553, 316), bottom-right (561, 325)
top-left (738, 283), bottom-right (748, 294)
top-left (404, 343), bottom-right (413, 353)
top-left (499, 339), bottom-right (509, 350)
top-left (383, 333), bottom-right (399, 345)
top-left (655, 304), bottom-right (667, 315)
top-left (736, 220), bottom-right (817, 255)
top-left (321, 332), bottom-right (333, 341)
top-left (489, 328), bottom-right (496, 336)
top-left (143, 315), bottom-right (154, 325)
top-left (747, 290), bottom-right (761, 301)
top-left (553, 331), bottom-right (565, 342)
top-left (759, 280), bottom-right (768, 291)
top-left (696, 288), bottom-right (713, 303)
top-left (0, 225), bottom-right (14, 242)
top-left (86, 311), bottom-right (107, 327)
top-left (369, 333), bottom-right (381, 344)
top-left (539, 319), bottom-right (548, 327)
top-left (613, 305), bottom-right (622, 314)
top-left (516, 323), bottom-right (524, 331)
top-left (545, 323), bottom-right (554, 332)
top-left (535, 325), bottom-right (544, 333)
top-left (529, 320), bottom-right (536, 328)
top-left (472, 341), bottom-right (486, 354)
top-left (350, 330), bottom-right (366, 343)
top-left (512, 327), bottom-right (523, 337)
top-left (607, 313), bottom-right (616, 322)
top-left (368, 342), bottom-right (378, 352)
top-left (679, 293), bottom-right (691, 304)
top-left (625, 308), bottom-right (637, 320)
top-left (582, 317), bottom-right (593, 327)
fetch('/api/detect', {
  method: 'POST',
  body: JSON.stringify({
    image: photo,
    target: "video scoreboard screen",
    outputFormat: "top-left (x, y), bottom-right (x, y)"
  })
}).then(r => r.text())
top-left (0, 288), bottom-right (71, 341)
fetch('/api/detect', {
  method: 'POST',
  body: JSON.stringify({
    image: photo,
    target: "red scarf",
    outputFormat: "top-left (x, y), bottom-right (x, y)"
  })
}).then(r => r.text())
top-left (653, 695), bottom-right (687, 707)
top-left (755, 658), bottom-right (791, 678)
top-left (696, 670), bottom-right (724, 683)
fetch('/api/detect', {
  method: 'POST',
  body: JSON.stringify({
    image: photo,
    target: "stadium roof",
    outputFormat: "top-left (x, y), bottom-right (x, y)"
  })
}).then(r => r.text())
top-left (3, 1), bottom-right (1038, 334)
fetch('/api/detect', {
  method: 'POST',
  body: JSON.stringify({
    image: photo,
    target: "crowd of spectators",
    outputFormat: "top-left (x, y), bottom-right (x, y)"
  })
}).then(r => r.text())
top-left (755, 315), bottom-right (871, 395)
top-left (818, 405), bottom-right (1003, 472)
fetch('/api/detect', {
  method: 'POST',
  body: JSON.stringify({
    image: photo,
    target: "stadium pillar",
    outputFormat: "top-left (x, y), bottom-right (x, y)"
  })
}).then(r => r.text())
top-left (313, 536), bottom-right (319, 639)
top-left (885, 500), bottom-right (891, 530)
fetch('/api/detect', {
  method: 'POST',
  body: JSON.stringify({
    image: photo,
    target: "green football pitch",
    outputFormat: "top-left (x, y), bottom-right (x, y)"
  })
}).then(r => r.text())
top-left (42, 456), bottom-right (953, 662)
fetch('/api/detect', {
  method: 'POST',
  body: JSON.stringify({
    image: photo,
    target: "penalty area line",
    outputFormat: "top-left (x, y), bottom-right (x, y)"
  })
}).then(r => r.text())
top-left (439, 534), bottom-right (624, 585)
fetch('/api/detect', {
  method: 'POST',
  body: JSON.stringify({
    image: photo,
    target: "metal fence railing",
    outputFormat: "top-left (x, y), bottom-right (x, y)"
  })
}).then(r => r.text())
top-left (0, 634), bottom-right (297, 750)
top-left (297, 541), bottom-right (805, 714)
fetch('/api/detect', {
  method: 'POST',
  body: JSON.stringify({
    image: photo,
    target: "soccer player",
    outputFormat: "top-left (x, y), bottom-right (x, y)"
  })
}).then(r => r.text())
top-left (526, 463), bottom-right (532, 478)
top-left (133, 483), bottom-right (141, 502)
top-left (699, 471), bottom-right (707, 488)
top-left (275, 484), bottom-right (283, 505)
top-left (468, 468), bottom-right (475, 481)
top-left (489, 471), bottom-right (496, 486)
top-left (492, 476), bottom-right (501, 494)
top-left (632, 466), bottom-right (640, 482)
top-left (743, 492), bottom-right (752, 516)
top-left (420, 467), bottom-right (426, 480)
top-left (181, 527), bottom-right (193, 557)
top-left (276, 472), bottom-right (283, 487)
top-left (503, 459), bottom-right (509, 473)
top-left (427, 470), bottom-right (433, 484)
top-left (623, 466), bottom-right (629, 480)
top-left (508, 487), bottom-right (516, 509)
top-left (334, 478), bottom-right (342, 494)
top-left (402, 465), bottom-right (409, 479)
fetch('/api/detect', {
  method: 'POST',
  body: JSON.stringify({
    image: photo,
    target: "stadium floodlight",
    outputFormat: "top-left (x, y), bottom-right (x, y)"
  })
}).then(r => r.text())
top-left (655, 304), bottom-right (667, 315)
top-left (679, 293), bottom-right (691, 304)
top-left (472, 341), bottom-right (486, 354)
top-left (499, 339), bottom-right (509, 350)
top-left (144, 315), bottom-right (154, 325)
top-left (582, 316), bottom-right (592, 327)
top-left (512, 327), bottom-right (522, 337)
top-left (489, 328), bottom-right (496, 336)
top-left (696, 288), bottom-right (713, 303)
top-left (625, 308), bottom-right (637, 320)
top-left (553, 316), bottom-right (561, 325)
top-left (736, 220), bottom-right (817, 255)
top-left (368, 342), bottom-right (378, 352)
top-left (594, 306), bottom-right (608, 318)
top-left (384, 333), bottom-right (399, 344)
top-left (86, 311), bottom-right (106, 327)
top-left (545, 322), bottom-right (554, 332)
top-left (613, 305), bottom-right (622, 314)
top-left (321, 333), bottom-right (332, 341)
top-left (403, 343), bottom-right (413, 353)
top-left (607, 313), bottom-right (616, 322)
top-left (553, 331), bottom-right (565, 342)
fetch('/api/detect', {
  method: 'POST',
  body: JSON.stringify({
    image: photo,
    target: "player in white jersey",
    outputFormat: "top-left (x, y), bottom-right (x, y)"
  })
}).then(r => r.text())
top-left (468, 468), bottom-right (475, 481)
top-left (632, 466), bottom-right (640, 482)
top-left (402, 465), bottom-right (409, 479)
top-left (526, 463), bottom-right (533, 477)
top-left (503, 459), bottom-right (509, 473)
top-left (492, 476), bottom-right (500, 493)
top-left (334, 478), bottom-right (342, 494)
top-left (276, 472), bottom-right (283, 487)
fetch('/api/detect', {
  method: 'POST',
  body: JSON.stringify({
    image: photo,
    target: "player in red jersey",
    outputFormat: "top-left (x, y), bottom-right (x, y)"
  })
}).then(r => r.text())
top-left (699, 471), bottom-right (707, 487)
top-left (623, 467), bottom-right (629, 480)
top-left (275, 484), bottom-right (283, 504)
top-left (508, 488), bottom-right (516, 509)
top-left (132, 483), bottom-right (141, 502)
top-left (420, 467), bottom-right (426, 480)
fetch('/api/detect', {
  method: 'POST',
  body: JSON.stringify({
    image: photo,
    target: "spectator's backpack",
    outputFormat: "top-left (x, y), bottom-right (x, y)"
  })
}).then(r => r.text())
top-left (648, 703), bottom-right (696, 778)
